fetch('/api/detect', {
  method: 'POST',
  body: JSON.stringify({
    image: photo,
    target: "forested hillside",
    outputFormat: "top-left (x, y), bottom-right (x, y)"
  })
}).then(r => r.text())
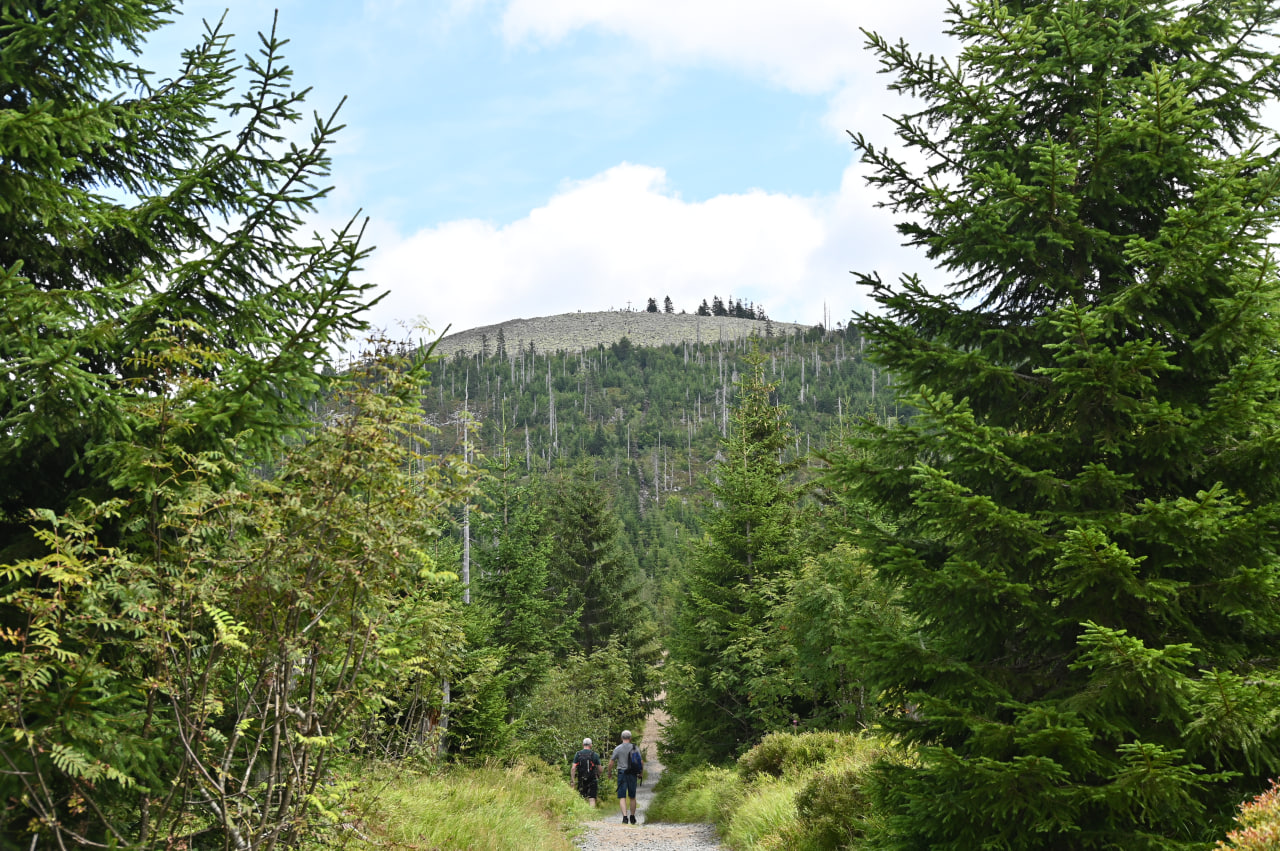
top-left (415, 321), bottom-right (890, 597)
top-left (427, 323), bottom-right (887, 467)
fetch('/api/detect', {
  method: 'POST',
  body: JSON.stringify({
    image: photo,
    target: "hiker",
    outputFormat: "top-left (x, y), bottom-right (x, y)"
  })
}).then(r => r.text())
top-left (608, 729), bottom-right (642, 825)
top-left (570, 737), bottom-right (600, 807)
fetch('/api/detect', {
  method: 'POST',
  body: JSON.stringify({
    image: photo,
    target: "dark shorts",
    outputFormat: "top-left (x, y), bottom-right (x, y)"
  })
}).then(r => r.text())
top-left (576, 774), bottom-right (598, 800)
top-left (616, 769), bottom-right (638, 799)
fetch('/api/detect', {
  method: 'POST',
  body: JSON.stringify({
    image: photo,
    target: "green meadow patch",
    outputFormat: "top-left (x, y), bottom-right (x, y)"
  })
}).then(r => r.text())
top-left (347, 760), bottom-right (587, 851)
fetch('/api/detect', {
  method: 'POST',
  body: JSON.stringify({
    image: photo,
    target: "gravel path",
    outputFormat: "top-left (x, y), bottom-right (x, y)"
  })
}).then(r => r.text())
top-left (573, 709), bottom-right (725, 851)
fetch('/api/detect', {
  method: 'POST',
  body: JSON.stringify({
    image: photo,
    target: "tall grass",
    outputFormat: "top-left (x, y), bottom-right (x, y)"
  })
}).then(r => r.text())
top-left (721, 778), bottom-right (798, 851)
top-left (345, 760), bottom-right (588, 851)
top-left (646, 766), bottom-right (743, 824)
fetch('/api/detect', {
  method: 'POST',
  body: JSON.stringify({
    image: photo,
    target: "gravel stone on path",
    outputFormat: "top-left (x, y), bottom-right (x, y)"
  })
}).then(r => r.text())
top-left (573, 709), bottom-right (725, 851)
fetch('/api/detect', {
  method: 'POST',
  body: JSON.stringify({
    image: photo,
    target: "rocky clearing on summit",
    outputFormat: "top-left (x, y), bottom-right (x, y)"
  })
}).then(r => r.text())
top-left (432, 310), bottom-right (804, 359)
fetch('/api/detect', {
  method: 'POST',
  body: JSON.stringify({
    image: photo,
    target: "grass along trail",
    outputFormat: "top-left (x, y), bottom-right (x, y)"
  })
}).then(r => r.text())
top-left (573, 707), bottom-right (724, 851)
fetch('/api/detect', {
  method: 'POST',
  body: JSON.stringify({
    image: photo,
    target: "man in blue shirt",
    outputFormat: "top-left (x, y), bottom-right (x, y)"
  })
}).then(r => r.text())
top-left (608, 730), bottom-right (640, 825)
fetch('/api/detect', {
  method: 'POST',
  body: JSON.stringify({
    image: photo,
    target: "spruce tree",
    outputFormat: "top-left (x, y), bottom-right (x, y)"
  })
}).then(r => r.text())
top-left (544, 464), bottom-right (658, 661)
top-left (831, 1), bottom-right (1280, 847)
top-left (472, 489), bottom-right (572, 701)
top-left (0, 2), bottom-right (372, 556)
top-left (666, 350), bottom-right (802, 765)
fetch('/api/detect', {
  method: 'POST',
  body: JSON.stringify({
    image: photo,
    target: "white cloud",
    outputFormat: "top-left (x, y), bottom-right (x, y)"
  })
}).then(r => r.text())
top-left (502, 0), bottom-right (956, 93)
top-left (360, 160), bottom-right (937, 339)
top-left (347, 0), bottom-right (960, 341)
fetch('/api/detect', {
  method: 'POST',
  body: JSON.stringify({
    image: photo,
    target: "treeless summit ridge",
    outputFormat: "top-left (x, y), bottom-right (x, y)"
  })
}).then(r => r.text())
top-left (429, 311), bottom-right (807, 359)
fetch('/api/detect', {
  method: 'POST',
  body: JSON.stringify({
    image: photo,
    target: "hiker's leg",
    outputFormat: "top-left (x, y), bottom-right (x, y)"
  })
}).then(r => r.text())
top-left (623, 773), bottom-right (638, 814)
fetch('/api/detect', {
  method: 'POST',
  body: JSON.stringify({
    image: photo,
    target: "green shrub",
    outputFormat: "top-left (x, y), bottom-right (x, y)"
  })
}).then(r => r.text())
top-left (511, 640), bottom-right (646, 768)
top-left (737, 731), bottom-right (864, 780)
top-left (656, 734), bottom-right (907, 851)
top-left (794, 764), bottom-right (874, 850)
top-left (737, 733), bottom-right (797, 779)
top-left (736, 733), bottom-right (905, 850)
top-left (778, 732), bottom-right (856, 776)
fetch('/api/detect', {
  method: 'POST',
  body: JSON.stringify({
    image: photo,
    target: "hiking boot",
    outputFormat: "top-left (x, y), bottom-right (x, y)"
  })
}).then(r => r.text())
top-left (622, 815), bottom-right (629, 824)
top-left (630, 814), bottom-right (637, 824)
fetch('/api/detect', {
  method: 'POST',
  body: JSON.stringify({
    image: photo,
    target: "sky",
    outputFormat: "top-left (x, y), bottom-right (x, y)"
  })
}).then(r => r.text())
top-left (141, 0), bottom-right (959, 338)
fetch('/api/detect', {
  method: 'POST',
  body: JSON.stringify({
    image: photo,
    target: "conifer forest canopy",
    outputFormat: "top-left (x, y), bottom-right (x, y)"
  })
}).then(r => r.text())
top-left (5, 0), bottom-right (1280, 850)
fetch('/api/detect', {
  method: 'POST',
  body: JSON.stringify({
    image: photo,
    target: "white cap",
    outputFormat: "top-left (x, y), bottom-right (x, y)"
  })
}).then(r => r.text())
top-left (583, 738), bottom-right (592, 746)
top-left (621, 730), bottom-right (632, 740)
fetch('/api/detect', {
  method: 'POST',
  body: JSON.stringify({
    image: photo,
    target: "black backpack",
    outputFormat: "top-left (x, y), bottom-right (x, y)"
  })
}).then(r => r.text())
top-left (574, 750), bottom-right (598, 779)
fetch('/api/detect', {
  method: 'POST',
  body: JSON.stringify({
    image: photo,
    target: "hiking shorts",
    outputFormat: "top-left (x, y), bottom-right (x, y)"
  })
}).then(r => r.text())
top-left (616, 769), bottom-right (638, 799)
top-left (576, 774), bottom-right (598, 800)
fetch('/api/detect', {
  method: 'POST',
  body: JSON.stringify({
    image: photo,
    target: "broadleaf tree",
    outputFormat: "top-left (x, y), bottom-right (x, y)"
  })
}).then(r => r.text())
top-left (0, 349), bottom-right (474, 848)
top-left (830, 1), bottom-right (1280, 847)
top-left (784, 541), bottom-right (909, 732)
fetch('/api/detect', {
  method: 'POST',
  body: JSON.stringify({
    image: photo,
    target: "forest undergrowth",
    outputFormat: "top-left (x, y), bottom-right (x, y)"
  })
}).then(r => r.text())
top-left (647, 732), bottom-right (901, 851)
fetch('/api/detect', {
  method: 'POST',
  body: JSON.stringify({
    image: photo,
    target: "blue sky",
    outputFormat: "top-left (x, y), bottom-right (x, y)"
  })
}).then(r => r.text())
top-left (143, 0), bottom-right (956, 337)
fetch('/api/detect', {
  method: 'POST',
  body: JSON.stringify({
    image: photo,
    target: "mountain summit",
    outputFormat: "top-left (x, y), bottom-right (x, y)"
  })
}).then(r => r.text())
top-left (428, 310), bottom-right (807, 359)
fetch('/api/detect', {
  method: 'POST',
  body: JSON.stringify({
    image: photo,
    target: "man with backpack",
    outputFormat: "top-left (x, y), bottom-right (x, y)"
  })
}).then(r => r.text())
top-left (570, 737), bottom-right (600, 807)
top-left (608, 729), bottom-right (643, 825)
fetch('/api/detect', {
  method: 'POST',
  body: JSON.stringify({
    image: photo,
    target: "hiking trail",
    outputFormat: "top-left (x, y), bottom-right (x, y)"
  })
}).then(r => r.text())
top-left (573, 706), bottom-right (724, 851)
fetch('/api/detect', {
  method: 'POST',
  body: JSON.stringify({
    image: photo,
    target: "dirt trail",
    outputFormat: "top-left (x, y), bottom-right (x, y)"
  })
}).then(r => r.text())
top-left (573, 706), bottom-right (724, 851)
